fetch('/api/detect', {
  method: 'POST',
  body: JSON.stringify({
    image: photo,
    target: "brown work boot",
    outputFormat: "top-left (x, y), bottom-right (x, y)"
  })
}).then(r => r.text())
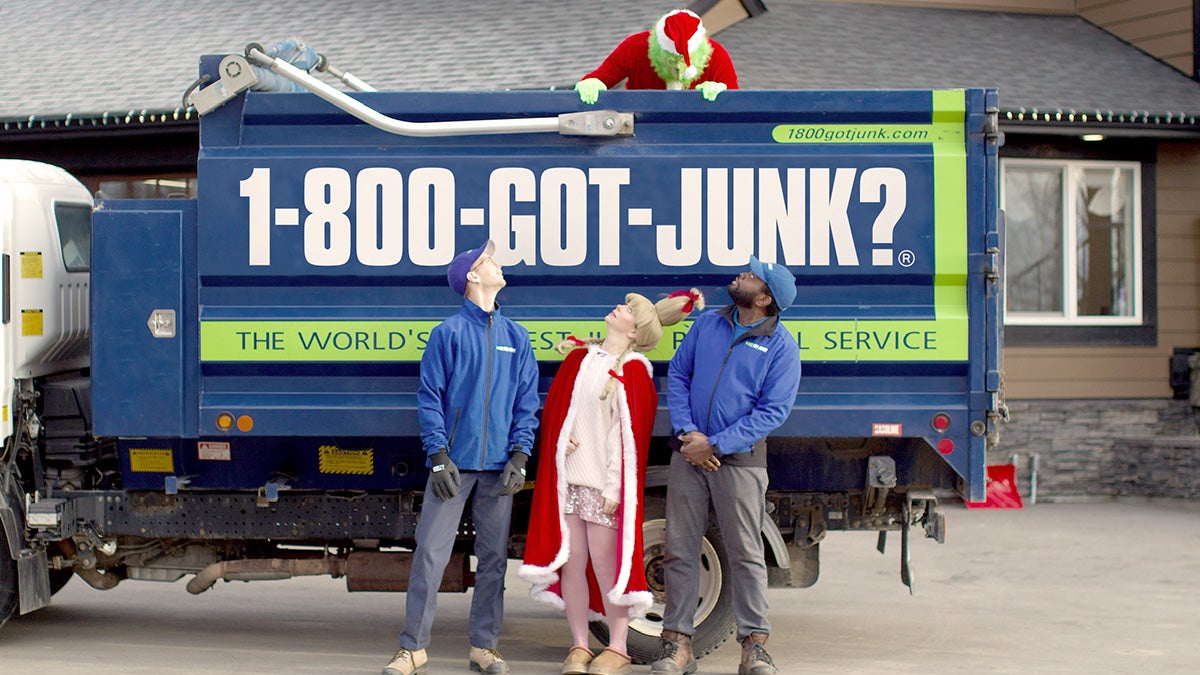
top-left (739, 633), bottom-right (778, 675)
top-left (649, 630), bottom-right (697, 675)
top-left (382, 647), bottom-right (428, 675)
top-left (588, 647), bottom-right (632, 675)
top-left (468, 645), bottom-right (511, 674)
top-left (562, 646), bottom-right (594, 675)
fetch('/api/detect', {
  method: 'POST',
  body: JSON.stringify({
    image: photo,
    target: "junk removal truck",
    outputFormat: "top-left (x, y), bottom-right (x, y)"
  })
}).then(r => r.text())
top-left (0, 45), bottom-right (1002, 661)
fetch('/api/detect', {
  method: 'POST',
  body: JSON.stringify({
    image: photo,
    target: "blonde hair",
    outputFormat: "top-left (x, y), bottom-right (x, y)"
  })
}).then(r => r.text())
top-left (555, 288), bottom-right (705, 399)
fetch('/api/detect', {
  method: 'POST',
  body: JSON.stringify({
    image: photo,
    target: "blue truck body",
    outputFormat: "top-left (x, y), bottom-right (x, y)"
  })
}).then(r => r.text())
top-left (94, 85), bottom-right (1000, 500)
top-left (4, 59), bottom-right (1002, 654)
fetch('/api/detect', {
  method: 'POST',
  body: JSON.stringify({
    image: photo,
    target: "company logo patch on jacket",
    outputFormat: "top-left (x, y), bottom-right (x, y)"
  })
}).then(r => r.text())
top-left (745, 341), bottom-right (768, 353)
top-left (496, 345), bottom-right (516, 353)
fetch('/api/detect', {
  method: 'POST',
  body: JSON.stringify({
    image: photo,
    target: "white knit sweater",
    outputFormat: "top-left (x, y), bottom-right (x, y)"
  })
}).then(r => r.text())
top-left (563, 346), bottom-right (623, 503)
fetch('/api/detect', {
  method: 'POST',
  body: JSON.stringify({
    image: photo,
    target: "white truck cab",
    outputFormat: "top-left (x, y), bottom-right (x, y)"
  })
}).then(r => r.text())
top-left (0, 159), bottom-right (92, 453)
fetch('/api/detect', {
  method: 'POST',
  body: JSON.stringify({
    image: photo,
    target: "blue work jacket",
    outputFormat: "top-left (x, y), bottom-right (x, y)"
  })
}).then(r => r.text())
top-left (417, 300), bottom-right (539, 470)
top-left (667, 305), bottom-right (801, 457)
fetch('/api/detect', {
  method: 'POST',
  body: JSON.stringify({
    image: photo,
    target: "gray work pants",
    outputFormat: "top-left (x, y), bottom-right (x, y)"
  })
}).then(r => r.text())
top-left (662, 450), bottom-right (771, 641)
top-left (398, 471), bottom-right (512, 650)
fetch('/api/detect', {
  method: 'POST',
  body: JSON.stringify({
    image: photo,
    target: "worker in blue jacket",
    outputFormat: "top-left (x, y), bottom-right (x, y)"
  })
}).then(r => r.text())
top-left (385, 239), bottom-right (539, 675)
top-left (653, 257), bottom-right (801, 675)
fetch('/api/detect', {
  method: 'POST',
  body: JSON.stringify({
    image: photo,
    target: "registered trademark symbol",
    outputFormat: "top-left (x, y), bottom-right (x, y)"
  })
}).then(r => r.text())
top-left (897, 250), bottom-right (916, 267)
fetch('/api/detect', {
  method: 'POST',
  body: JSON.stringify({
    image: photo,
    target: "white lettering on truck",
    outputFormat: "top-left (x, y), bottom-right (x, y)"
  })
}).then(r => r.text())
top-left (238, 165), bottom-right (911, 269)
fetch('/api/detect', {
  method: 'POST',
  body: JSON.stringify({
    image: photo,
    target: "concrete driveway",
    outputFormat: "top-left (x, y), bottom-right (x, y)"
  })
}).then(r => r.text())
top-left (1, 499), bottom-right (1196, 673)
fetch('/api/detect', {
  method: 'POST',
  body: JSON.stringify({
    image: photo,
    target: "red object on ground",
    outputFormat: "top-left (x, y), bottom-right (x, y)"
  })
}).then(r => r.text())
top-left (965, 464), bottom-right (1024, 509)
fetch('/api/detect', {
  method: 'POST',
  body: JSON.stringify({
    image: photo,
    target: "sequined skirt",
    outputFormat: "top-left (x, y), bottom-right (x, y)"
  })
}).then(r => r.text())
top-left (564, 484), bottom-right (617, 529)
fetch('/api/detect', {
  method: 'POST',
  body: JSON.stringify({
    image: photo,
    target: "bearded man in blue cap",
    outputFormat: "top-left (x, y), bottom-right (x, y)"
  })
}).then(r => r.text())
top-left (654, 257), bottom-right (801, 675)
top-left (385, 240), bottom-right (539, 675)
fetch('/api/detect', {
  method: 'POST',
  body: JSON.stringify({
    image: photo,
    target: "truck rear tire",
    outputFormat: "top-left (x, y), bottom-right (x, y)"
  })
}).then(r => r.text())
top-left (0, 523), bottom-right (17, 629)
top-left (590, 497), bottom-right (735, 664)
top-left (1, 475), bottom-right (23, 629)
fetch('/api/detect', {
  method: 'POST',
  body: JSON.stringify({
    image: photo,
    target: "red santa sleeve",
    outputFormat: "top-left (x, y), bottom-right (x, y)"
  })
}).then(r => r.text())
top-left (697, 39), bottom-right (739, 89)
top-left (582, 32), bottom-right (649, 88)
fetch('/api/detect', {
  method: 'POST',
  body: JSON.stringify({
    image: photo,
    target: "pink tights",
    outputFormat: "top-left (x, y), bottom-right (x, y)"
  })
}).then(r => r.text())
top-left (560, 513), bottom-right (629, 656)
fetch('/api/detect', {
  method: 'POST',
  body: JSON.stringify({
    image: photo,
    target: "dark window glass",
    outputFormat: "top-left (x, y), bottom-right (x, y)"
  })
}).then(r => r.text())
top-left (55, 203), bottom-right (91, 272)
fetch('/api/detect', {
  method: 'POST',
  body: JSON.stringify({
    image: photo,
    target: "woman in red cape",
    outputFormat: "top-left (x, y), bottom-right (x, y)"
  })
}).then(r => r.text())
top-left (519, 289), bottom-right (702, 675)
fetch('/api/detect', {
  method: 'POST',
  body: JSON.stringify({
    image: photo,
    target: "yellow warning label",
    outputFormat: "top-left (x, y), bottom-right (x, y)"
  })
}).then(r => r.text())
top-left (20, 251), bottom-right (43, 279)
top-left (129, 448), bottom-right (175, 473)
top-left (21, 309), bottom-right (43, 336)
top-left (318, 445), bottom-right (374, 475)
top-left (2, 405), bottom-right (7, 422)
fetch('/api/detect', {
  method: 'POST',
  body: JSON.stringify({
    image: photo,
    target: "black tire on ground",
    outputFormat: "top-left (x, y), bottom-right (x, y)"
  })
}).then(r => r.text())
top-left (590, 496), bottom-right (735, 664)
top-left (0, 516), bottom-right (18, 629)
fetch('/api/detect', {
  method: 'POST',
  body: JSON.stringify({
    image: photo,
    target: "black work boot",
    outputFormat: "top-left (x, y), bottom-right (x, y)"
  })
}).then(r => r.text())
top-left (649, 630), bottom-right (697, 675)
top-left (739, 633), bottom-right (777, 675)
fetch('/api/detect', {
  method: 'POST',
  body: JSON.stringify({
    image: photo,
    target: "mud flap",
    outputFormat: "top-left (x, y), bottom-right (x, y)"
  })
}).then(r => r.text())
top-left (785, 542), bottom-right (820, 588)
top-left (17, 548), bottom-right (50, 615)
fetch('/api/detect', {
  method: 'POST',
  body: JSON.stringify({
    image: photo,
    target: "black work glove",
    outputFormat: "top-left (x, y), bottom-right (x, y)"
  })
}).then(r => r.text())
top-left (429, 450), bottom-right (460, 500)
top-left (499, 452), bottom-right (528, 496)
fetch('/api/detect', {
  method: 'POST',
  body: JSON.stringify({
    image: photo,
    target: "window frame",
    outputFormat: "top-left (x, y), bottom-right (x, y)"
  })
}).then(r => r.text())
top-left (1001, 157), bottom-right (1143, 326)
top-left (1000, 136), bottom-right (1157, 347)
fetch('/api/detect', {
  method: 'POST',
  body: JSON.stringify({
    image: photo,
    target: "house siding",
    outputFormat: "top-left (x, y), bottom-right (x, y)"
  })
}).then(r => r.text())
top-left (1079, 0), bottom-right (1195, 76)
top-left (998, 142), bottom-right (1200, 500)
top-left (1003, 142), bottom-right (1200, 400)
top-left (829, 0), bottom-right (1074, 15)
top-left (831, 0), bottom-right (1197, 77)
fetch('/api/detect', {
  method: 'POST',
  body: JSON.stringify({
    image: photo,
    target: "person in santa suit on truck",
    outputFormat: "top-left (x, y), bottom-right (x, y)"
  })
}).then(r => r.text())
top-left (575, 8), bottom-right (738, 104)
top-left (519, 288), bottom-right (703, 675)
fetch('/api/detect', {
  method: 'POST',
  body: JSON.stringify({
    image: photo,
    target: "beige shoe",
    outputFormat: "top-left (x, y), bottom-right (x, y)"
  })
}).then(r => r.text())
top-left (469, 645), bottom-right (511, 674)
top-left (588, 647), bottom-right (632, 675)
top-left (738, 633), bottom-right (778, 675)
top-left (562, 646), bottom-right (594, 675)
top-left (649, 630), bottom-right (697, 675)
top-left (382, 647), bottom-right (428, 675)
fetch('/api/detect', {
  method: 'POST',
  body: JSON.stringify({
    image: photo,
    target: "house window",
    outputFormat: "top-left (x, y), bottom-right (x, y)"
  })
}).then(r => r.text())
top-left (95, 176), bottom-right (197, 199)
top-left (1002, 159), bottom-right (1141, 326)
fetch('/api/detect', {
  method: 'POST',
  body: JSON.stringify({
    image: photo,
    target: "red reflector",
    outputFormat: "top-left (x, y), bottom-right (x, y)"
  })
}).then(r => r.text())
top-left (937, 438), bottom-right (954, 455)
top-left (931, 413), bottom-right (951, 432)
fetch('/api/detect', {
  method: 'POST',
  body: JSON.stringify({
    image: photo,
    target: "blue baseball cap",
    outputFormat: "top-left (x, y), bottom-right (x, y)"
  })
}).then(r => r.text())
top-left (447, 240), bottom-right (495, 296)
top-left (748, 256), bottom-right (797, 311)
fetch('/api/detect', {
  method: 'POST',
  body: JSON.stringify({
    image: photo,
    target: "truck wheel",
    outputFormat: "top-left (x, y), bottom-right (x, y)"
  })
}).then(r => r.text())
top-left (0, 522), bottom-right (17, 629)
top-left (1, 475), bottom-right (23, 629)
top-left (590, 498), bottom-right (735, 664)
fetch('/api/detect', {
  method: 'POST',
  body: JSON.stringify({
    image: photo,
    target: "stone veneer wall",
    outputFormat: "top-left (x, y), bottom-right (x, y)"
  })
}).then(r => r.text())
top-left (991, 399), bottom-right (1200, 501)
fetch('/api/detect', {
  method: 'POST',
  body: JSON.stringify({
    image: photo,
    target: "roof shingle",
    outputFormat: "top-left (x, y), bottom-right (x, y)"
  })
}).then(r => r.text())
top-left (3, 0), bottom-right (1199, 127)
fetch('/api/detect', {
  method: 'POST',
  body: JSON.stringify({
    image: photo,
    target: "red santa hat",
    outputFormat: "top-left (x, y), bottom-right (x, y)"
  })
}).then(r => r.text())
top-left (654, 9), bottom-right (707, 79)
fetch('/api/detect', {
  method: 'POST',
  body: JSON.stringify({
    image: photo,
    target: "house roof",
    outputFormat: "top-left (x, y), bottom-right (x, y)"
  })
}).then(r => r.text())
top-left (0, 0), bottom-right (681, 123)
top-left (727, 0), bottom-right (1200, 131)
top-left (2, 0), bottom-right (1199, 134)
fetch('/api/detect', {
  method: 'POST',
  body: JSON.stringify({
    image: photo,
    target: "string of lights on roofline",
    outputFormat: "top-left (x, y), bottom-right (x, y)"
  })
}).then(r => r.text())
top-left (1, 109), bottom-right (196, 132)
top-left (1000, 107), bottom-right (1200, 141)
top-left (1004, 108), bottom-right (1198, 125)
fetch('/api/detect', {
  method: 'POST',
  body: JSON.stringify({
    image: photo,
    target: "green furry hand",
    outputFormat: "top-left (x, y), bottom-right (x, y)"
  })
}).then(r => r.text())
top-left (697, 81), bottom-right (728, 101)
top-left (575, 78), bottom-right (607, 104)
